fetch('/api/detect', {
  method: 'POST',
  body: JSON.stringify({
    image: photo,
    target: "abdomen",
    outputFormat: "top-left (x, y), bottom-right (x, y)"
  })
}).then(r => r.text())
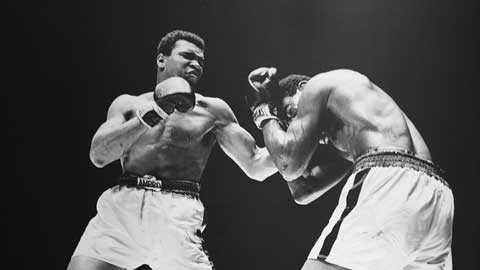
top-left (122, 142), bottom-right (214, 181)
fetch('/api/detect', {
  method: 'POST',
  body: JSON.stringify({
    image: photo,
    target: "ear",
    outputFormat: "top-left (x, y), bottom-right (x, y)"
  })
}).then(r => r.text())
top-left (156, 54), bottom-right (166, 70)
top-left (298, 80), bottom-right (308, 91)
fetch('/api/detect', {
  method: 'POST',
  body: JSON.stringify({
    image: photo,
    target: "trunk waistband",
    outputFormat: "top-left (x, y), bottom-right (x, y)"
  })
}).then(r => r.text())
top-left (118, 173), bottom-right (201, 198)
top-left (353, 148), bottom-right (448, 187)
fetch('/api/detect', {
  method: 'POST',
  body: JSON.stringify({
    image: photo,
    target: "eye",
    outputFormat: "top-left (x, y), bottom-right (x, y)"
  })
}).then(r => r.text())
top-left (181, 52), bottom-right (195, 60)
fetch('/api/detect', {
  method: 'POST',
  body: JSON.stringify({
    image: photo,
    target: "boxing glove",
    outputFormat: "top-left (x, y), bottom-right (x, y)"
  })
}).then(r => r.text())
top-left (137, 77), bottom-right (196, 128)
top-left (246, 67), bottom-right (282, 129)
top-left (246, 67), bottom-right (278, 111)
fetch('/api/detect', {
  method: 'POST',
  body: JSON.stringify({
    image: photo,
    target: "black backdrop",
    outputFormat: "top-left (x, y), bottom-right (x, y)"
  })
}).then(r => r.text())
top-left (6, 0), bottom-right (478, 269)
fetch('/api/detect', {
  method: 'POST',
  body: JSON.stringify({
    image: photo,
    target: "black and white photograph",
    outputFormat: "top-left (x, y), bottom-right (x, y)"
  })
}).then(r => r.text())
top-left (6, 0), bottom-right (478, 269)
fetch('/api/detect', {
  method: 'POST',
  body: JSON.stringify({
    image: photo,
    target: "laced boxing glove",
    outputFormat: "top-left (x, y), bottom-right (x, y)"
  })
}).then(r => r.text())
top-left (246, 67), bottom-right (283, 129)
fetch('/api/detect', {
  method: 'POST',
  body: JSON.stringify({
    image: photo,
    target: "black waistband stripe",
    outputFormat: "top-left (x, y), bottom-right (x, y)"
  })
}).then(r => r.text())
top-left (118, 173), bottom-right (201, 198)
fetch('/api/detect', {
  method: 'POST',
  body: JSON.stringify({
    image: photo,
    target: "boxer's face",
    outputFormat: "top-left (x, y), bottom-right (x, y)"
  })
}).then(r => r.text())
top-left (159, 40), bottom-right (205, 86)
top-left (281, 80), bottom-right (308, 124)
top-left (282, 92), bottom-right (301, 122)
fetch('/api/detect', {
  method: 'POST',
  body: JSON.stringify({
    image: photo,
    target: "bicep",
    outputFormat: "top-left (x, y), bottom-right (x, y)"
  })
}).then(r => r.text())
top-left (214, 116), bottom-right (258, 162)
top-left (210, 97), bottom-right (275, 173)
top-left (94, 95), bottom-right (133, 135)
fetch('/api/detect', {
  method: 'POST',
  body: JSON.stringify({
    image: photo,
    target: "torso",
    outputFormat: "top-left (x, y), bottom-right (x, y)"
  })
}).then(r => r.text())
top-left (322, 81), bottom-right (430, 162)
top-left (121, 93), bottom-right (218, 181)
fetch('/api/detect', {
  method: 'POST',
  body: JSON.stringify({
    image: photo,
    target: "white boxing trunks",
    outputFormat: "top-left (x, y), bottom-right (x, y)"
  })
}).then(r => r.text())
top-left (71, 174), bottom-right (214, 270)
top-left (307, 148), bottom-right (454, 270)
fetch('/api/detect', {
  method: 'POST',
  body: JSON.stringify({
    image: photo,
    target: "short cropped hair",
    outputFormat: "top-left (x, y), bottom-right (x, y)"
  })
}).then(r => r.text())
top-left (156, 30), bottom-right (205, 56)
top-left (272, 73), bottom-right (310, 101)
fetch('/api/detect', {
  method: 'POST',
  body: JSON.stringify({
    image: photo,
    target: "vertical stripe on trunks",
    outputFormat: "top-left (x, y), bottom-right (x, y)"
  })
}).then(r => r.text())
top-left (318, 168), bottom-right (370, 259)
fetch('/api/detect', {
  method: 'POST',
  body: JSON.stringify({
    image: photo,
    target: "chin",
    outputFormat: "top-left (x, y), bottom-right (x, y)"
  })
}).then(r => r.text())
top-left (185, 77), bottom-right (198, 87)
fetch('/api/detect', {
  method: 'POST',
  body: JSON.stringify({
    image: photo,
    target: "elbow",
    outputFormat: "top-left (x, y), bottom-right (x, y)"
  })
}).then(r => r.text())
top-left (242, 148), bottom-right (275, 181)
top-left (289, 183), bottom-right (311, 205)
top-left (89, 139), bottom-right (108, 168)
top-left (291, 187), bottom-right (326, 205)
top-left (251, 175), bottom-right (267, 182)
top-left (292, 191), bottom-right (324, 205)
top-left (281, 171), bottom-right (303, 182)
top-left (244, 168), bottom-right (269, 182)
top-left (278, 160), bottom-right (304, 182)
top-left (293, 195), bottom-right (312, 205)
top-left (270, 149), bottom-right (305, 181)
top-left (89, 150), bottom-right (107, 168)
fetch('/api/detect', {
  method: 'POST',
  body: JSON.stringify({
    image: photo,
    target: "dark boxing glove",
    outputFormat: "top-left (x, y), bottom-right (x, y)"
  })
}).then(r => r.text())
top-left (246, 67), bottom-right (278, 110)
top-left (246, 67), bottom-right (282, 129)
top-left (154, 92), bottom-right (196, 114)
top-left (136, 102), bottom-right (169, 128)
top-left (154, 76), bottom-right (196, 113)
top-left (137, 77), bottom-right (196, 128)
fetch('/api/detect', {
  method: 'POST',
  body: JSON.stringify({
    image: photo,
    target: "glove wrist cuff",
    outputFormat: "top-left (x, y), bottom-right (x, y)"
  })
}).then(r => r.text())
top-left (136, 104), bottom-right (168, 128)
top-left (252, 103), bottom-right (280, 129)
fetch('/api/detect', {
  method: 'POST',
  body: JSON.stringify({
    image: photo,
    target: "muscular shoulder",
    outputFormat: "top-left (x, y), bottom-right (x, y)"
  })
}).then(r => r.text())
top-left (196, 94), bottom-right (238, 126)
top-left (308, 69), bottom-right (373, 106)
top-left (107, 93), bottom-right (152, 119)
top-left (298, 69), bottom-right (368, 103)
top-left (309, 69), bottom-right (370, 93)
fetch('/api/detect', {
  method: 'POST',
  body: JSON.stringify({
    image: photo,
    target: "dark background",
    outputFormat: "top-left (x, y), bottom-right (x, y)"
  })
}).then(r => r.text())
top-left (6, 0), bottom-right (478, 269)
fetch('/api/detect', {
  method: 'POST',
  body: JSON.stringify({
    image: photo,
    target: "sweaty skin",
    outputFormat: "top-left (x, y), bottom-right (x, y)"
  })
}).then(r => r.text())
top-left (88, 38), bottom-right (278, 184)
top-left (90, 91), bottom-right (277, 183)
top-left (122, 93), bottom-right (217, 180)
top-left (262, 69), bottom-right (431, 201)
top-left (261, 69), bottom-right (433, 270)
top-left (73, 37), bottom-right (278, 270)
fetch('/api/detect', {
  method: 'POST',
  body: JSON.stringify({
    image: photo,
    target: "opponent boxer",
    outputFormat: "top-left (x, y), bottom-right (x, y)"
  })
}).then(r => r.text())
top-left (247, 67), bottom-right (454, 270)
top-left (67, 30), bottom-right (278, 270)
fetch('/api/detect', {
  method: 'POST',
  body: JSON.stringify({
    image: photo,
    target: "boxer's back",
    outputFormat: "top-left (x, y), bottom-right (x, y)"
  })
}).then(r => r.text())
top-left (325, 80), bottom-right (430, 160)
top-left (122, 93), bottom-right (219, 181)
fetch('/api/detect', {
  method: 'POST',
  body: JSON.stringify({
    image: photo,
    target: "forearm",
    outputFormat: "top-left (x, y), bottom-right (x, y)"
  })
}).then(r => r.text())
top-left (286, 158), bottom-right (351, 204)
top-left (262, 119), bottom-right (309, 181)
top-left (90, 117), bottom-right (148, 167)
top-left (262, 120), bottom-right (287, 164)
top-left (245, 147), bottom-right (278, 181)
top-left (217, 126), bottom-right (278, 181)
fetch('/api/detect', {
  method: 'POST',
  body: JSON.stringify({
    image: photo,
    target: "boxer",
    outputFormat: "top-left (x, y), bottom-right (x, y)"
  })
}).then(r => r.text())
top-left (68, 30), bottom-right (278, 270)
top-left (248, 67), bottom-right (454, 270)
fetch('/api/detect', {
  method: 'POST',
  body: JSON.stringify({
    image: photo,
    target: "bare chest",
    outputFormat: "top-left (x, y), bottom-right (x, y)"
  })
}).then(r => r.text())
top-left (145, 109), bottom-right (216, 146)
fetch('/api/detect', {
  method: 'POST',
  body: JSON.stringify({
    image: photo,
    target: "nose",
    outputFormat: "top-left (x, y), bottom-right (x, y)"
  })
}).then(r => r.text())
top-left (190, 60), bottom-right (202, 70)
top-left (189, 61), bottom-right (203, 75)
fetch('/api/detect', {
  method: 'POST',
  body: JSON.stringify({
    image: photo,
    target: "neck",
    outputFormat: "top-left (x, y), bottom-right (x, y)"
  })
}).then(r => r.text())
top-left (156, 72), bottom-right (167, 84)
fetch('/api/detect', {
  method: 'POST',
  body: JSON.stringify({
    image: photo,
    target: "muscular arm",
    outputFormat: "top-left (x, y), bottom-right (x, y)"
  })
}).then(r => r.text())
top-left (89, 94), bottom-right (150, 168)
top-left (209, 98), bottom-right (278, 181)
top-left (258, 70), bottom-right (367, 203)
top-left (262, 70), bottom-right (366, 180)
top-left (286, 144), bottom-right (352, 204)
